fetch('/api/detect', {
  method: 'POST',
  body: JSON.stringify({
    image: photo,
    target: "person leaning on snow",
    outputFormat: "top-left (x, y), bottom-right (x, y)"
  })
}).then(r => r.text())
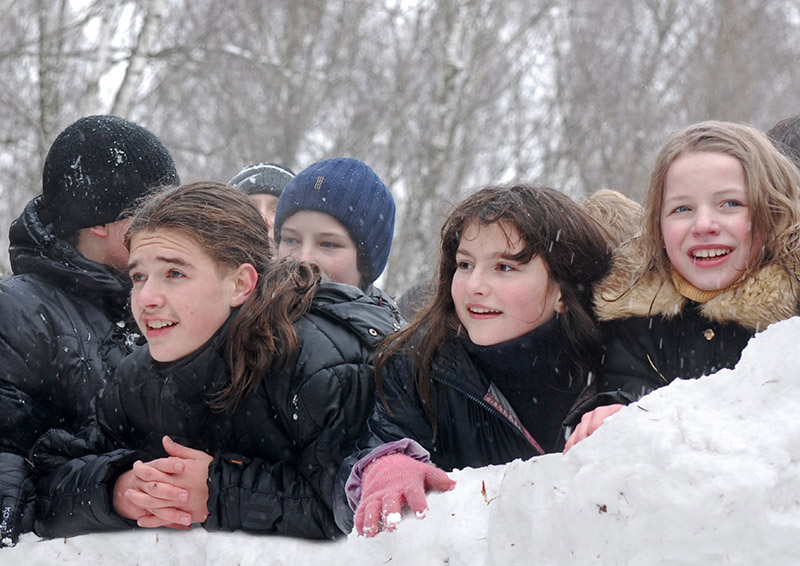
top-left (273, 157), bottom-right (403, 323)
top-left (563, 120), bottom-right (800, 451)
top-left (0, 115), bottom-right (179, 547)
top-left (333, 185), bottom-right (612, 537)
top-left (31, 182), bottom-right (401, 540)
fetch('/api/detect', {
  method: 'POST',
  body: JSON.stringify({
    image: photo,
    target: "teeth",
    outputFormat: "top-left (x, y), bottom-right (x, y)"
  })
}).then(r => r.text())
top-left (469, 307), bottom-right (500, 314)
top-left (148, 320), bottom-right (175, 329)
top-left (693, 248), bottom-right (729, 259)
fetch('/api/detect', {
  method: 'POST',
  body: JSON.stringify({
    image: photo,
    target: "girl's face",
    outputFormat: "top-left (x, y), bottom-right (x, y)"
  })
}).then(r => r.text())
top-left (661, 151), bottom-right (758, 291)
top-left (277, 210), bottom-right (361, 287)
top-left (451, 221), bottom-right (564, 346)
top-left (128, 229), bottom-right (252, 362)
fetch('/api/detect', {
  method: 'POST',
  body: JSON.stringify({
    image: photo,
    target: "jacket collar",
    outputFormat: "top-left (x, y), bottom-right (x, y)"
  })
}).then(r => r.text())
top-left (594, 242), bottom-right (799, 332)
top-left (8, 196), bottom-right (131, 318)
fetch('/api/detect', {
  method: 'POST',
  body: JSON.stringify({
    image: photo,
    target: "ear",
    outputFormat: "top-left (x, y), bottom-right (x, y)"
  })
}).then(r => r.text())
top-left (229, 263), bottom-right (258, 307)
top-left (553, 288), bottom-right (567, 314)
top-left (87, 224), bottom-right (110, 238)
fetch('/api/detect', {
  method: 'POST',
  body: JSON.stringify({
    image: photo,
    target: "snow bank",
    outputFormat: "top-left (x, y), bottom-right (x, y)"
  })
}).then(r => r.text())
top-left (7, 317), bottom-right (800, 565)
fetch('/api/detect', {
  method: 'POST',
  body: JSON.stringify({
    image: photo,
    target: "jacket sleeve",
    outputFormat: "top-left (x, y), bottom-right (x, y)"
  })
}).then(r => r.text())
top-left (0, 453), bottom-right (35, 547)
top-left (205, 353), bottom-right (375, 540)
top-left (563, 318), bottom-right (667, 428)
top-left (31, 427), bottom-right (139, 538)
top-left (0, 287), bottom-right (70, 545)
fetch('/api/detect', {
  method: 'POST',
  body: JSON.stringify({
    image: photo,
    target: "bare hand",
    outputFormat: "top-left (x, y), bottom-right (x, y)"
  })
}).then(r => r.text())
top-left (112, 456), bottom-right (188, 526)
top-left (116, 436), bottom-right (213, 529)
top-left (563, 404), bottom-right (625, 453)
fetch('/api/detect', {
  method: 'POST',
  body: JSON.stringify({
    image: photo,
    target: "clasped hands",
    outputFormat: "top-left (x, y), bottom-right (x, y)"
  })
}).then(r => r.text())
top-left (113, 435), bottom-right (213, 529)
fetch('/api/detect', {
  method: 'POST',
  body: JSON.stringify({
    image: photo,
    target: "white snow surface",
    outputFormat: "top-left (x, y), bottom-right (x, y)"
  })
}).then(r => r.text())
top-left (7, 317), bottom-right (800, 565)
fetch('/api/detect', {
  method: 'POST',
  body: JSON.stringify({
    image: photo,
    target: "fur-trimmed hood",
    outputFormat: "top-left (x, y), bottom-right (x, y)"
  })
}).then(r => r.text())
top-left (594, 243), bottom-right (800, 332)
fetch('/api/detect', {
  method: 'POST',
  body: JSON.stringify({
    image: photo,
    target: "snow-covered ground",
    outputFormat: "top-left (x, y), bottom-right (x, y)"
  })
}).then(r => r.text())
top-left (7, 317), bottom-right (800, 565)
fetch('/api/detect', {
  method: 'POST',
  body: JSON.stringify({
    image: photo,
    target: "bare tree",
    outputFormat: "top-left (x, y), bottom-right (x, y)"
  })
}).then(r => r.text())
top-left (378, 0), bottom-right (556, 295)
top-left (3, 0), bottom-right (800, 287)
top-left (0, 0), bottom-right (176, 273)
top-left (544, 0), bottom-right (800, 202)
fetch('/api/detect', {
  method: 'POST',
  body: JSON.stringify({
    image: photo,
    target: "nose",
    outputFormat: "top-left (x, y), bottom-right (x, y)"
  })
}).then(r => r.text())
top-left (297, 243), bottom-right (318, 265)
top-left (692, 206), bottom-right (720, 235)
top-left (134, 278), bottom-right (164, 310)
top-left (465, 266), bottom-right (489, 295)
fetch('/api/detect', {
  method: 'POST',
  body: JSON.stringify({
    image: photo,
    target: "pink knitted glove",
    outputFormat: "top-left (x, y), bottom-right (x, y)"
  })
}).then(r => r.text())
top-left (354, 453), bottom-right (456, 537)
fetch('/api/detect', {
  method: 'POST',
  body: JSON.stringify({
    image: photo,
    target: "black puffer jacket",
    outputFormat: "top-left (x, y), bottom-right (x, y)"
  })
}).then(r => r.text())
top-left (565, 248), bottom-right (800, 426)
top-left (0, 197), bottom-right (138, 546)
top-left (334, 327), bottom-right (575, 533)
top-left (32, 282), bottom-right (402, 540)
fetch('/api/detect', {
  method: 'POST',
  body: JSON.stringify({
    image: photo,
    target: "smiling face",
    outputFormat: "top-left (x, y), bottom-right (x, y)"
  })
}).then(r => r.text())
top-left (277, 210), bottom-right (361, 287)
top-left (661, 151), bottom-right (758, 291)
top-left (450, 221), bottom-right (564, 346)
top-left (128, 229), bottom-right (253, 362)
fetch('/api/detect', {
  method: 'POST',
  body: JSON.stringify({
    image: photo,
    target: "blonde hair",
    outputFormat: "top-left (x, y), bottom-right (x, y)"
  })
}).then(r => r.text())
top-left (582, 189), bottom-right (643, 248)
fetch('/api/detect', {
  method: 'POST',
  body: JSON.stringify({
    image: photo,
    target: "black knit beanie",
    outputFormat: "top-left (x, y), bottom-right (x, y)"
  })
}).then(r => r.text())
top-left (229, 162), bottom-right (295, 197)
top-left (274, 157), bottom-right (396, 286)
top-left (42, 115), bottom-right (180, 236)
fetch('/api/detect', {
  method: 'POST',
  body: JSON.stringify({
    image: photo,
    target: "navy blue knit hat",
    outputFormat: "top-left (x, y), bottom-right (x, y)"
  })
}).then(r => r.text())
top-left (43, 115), bottom-right (179, 236)
top-left (274, 157), bottom-right (395, 286)
top-left (229, 162), bottom-right (295, 197)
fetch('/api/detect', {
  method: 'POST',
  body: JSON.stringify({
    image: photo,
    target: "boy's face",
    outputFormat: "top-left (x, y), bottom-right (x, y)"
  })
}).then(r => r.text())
top-left (277, 210), bottom-right (361, 287)
top-left (128, 229), bottom-right (246, 362)
top-left (102, 217), bottom-right (135, 271)
top-left (248, 193), bottom-right (280, 239)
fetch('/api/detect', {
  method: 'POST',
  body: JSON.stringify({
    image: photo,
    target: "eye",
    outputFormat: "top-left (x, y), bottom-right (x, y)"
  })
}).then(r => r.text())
top-left (671, 205), bottom-right (691, 214)
top-left (167, 269), bottom-right (185, 279)
top-left (129, 272), bottom-right (145, 283)
top-left (497, 263), bottom-right (516, 272)
top-left (456, 260), bottom-right (473, 270)
top-left (320, 241), bottom-right (342, 249)
top-left (281, 235), bottom-right (299, 246)
top-left (722, 200), bottom-right (743, 208)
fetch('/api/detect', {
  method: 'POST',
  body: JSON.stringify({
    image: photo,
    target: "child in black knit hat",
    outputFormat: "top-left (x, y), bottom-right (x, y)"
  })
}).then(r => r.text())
top-left (0, 115), bottom-right (179, 547)
top-left (228, 162), bottom-right (295, 238)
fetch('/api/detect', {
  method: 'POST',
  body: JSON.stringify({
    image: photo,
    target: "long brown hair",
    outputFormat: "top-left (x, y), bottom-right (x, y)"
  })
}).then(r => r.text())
top-left (375, 185), bottom-right (612, 425)
top-left (125, 181), bottom-right (321, 411)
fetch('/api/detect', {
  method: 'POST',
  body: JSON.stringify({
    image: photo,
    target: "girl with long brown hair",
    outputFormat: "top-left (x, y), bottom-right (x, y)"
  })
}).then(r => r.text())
top-left (33, 181), bottom-right (401, 540)
top-left (334, 184), bottom-right (612, 537)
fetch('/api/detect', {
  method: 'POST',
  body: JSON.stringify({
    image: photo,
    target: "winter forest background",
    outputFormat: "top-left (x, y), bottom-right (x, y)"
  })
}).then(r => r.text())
top-left (2, 0), bottom-right (800, 295)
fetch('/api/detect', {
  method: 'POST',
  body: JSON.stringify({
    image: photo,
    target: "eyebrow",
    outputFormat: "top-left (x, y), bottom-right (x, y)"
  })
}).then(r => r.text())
top-left (664, 187), bottom-right (747, 203)
top-left (455, 248), bottom-right (518, 261)
top-left (317, 232), bottom-right (350, 240)
top-left (282, 226), bottom-right (352, 241)
top-left (127, 255), bottom-right (190, 272)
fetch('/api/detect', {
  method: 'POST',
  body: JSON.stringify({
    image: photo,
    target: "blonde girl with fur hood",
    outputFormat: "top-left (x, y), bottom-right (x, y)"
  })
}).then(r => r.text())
top-left (564, 120), bottom-right (800, 451)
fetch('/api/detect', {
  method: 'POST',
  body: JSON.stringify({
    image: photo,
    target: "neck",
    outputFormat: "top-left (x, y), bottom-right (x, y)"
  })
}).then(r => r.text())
top-left (462, 318), bottom-right (563, 390)
top-left (670, 267), bottom-right (730, 303)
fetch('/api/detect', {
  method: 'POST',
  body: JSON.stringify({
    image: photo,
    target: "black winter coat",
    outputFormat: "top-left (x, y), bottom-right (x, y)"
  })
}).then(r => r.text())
top-left (565, 249), bottom-right (800, 426)
top-left (0, 197), bottom-right (137, 546)
top-left (32, 282), bottom-right (402, 540)
top-left (335, 330), bottom-right (574, 533)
